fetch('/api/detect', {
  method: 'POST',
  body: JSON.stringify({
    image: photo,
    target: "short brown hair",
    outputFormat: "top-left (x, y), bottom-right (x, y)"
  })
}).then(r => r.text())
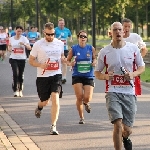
top-left (44, 22), bottom-right (54, 30)
top-left (58, 18), bottom-right (64, 22)
top-left (122, 18), bottom-right (132, 24)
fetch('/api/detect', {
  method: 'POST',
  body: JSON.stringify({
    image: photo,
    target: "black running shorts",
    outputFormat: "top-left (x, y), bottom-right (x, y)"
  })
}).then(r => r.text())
top-left (0, 44), bottom-right (7, 51)
top-left (72, 76), bottom-right (95, 87)
top-left (36, 74), bottom-right (62, 101)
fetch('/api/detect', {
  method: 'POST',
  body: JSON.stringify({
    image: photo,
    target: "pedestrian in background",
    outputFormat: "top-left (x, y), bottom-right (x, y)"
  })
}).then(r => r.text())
top-left (8, 25), bottom-right (31, 97)
top-left (27, 26), bottom-right (38, 58)
top-left (55, 18), bottom-right (73, 84)
top-left (67, 30), bottom-right (96, 124)
top-left (122, 18), bottom-right (148, 95)
top-left (0, 26), bottom-right (8, 61)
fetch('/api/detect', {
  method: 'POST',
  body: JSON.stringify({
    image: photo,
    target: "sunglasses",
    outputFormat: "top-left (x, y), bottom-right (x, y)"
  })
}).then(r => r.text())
top-left (45, 32), bottom-right (55, 36)
top-left (79, 35), bottom-right (87, 38)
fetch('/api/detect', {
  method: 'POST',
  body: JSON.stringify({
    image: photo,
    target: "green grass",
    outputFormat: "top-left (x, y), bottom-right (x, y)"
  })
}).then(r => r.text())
top-left (141, 67), bottom-right (150, 82)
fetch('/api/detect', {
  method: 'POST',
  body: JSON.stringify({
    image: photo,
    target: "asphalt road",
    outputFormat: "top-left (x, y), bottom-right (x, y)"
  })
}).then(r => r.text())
top-left (0, 57), bottom-right (150, 150)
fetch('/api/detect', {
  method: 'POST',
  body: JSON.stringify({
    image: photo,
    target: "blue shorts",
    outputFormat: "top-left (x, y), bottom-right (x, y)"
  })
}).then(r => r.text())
top-left (105, 92), bottom-right (137, 127)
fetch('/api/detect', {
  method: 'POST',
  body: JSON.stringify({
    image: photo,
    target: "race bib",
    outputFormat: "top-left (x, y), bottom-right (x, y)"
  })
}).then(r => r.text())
top-left (13, 48), bottom-right (24, 54)
top-left (77, 61), bottom-right (91, 73)
top-left (46, 62), bottom-right (59, 70)
top-left (0, 39), bottom-right (6, 44)
top-left (61, 39), bottom-right (67, 45)
top-left (111, 75), bottom-right (130, 86)
top-left (29, 38), bottom-right (36, 44)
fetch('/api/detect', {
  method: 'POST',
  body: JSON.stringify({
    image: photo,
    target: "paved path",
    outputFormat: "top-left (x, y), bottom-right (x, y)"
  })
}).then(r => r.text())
top-left (0, 57), bottom-right (150, 150)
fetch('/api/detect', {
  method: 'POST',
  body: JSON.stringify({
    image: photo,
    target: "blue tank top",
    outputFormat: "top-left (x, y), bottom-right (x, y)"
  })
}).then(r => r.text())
top-left (72, 44), bottom-right (94, 79)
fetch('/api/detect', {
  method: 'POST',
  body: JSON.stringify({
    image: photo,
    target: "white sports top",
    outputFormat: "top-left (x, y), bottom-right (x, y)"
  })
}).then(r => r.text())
top-left (95, 42), bottom-right (145, 95)
top-left (0, 33), bottom-right (8, 45)
top-left (30, 38), bottom-right (64, 77)
top-left (123, 33), bottom-right (146, 49)
top-left (9, 35), bottom-right (29, 59)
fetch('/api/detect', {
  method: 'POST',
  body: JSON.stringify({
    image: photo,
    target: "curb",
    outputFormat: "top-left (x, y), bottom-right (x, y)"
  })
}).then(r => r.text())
top-left (0, 105), bottom-right (40, 150)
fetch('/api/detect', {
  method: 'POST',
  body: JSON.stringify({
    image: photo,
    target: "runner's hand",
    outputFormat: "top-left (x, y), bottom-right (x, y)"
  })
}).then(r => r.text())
top-left (124, 72), bottom-right (134, 80)
top-left (107, 71), bottom-right (114, 80)
top-left (70, 61), bottom-right (76, 67)
top-left (19, 42), bottom-right (25, 46)
top-left (61, 57), bottom-right (67, 63)
top-left (40, 63), bottom-right (49, 69)
top-left (91, 60), bottom-right (96, 67)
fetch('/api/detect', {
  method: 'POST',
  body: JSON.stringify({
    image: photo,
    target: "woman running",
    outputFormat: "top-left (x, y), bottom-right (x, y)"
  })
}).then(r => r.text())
top-left (8, 26), bottom-right (31, 97)
top-left (67, 30), bottom-right (96, 124)
top-left (0, 26), bottom-right (8, 61)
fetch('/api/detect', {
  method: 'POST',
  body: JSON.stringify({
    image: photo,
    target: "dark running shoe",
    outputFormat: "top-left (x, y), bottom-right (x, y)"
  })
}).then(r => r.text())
top-left (123, 137), bottom-right (132, 150)
top-left (83, 103), bottom-right (91, 113)
top-left (62, 79), bottom-right (66, 84)
top-left (79, 118), bottom-right (85, 124)
top-left (35, 108), bottom-right (41, 118)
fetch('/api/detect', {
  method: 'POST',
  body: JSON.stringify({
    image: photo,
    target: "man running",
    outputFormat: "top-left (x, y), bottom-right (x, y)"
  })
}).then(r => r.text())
top-left (122, 18), bottom-right (148, 95)
top-left (29, 22), bottom-right (66, 135)
top-left (95, 22), bottom-right (145, 150)
top-left (55, 18), bottom-right (73, 84)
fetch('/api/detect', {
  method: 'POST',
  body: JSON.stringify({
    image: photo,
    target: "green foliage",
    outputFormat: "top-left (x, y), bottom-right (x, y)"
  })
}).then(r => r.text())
top-left (0, 0), bottom-right (150, 37)
top-left (141, 66), bottom-right (150, 82)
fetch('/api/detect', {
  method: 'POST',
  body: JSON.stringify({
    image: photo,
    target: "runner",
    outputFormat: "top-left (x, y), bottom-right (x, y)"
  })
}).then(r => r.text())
top-left (55, 18), bottom-right (73, 84)
top-left (27, 26), bottom-right (38, 58)
top-left (67, 30), bottom-right (96, 124)
top-left (29, 22), bottom-right (66, 135)
top-left (122, 18), bottom-right (148, 95)
top-left (8, 26), bottom-right (31, 97)
top-left (94, 22), bottom-right (145, 150)
top-left (0, 26), bottom-right (9, 61)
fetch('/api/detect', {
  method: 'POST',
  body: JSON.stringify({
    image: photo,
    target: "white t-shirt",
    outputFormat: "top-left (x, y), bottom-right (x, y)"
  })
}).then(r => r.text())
top-left (30, 38), bottom-right (64, 77)
top-left (0, 33), bottom-right (8, 45)
top-left (95, 42), bottom-right (145, 95)
top-left (9, 35), bottom-right (29, 59)
top-left (123, 33), bottom-right (146, 49)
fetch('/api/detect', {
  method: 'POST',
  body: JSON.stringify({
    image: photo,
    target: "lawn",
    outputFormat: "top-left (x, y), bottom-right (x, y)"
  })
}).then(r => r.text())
top-left (140, 66), bottom-right (150, 82)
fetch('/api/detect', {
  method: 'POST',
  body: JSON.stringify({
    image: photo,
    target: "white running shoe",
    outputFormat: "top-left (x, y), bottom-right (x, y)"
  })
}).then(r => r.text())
top-left (19, 91), bottom-right (23, 97)
top-left (14, 91), bottom-right (19, 97)
top-left (50, 125), bottom-right (59, 135)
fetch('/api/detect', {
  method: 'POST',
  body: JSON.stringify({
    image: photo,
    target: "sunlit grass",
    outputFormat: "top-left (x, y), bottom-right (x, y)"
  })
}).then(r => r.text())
top-left (141, 66), bottom-right (150, 82)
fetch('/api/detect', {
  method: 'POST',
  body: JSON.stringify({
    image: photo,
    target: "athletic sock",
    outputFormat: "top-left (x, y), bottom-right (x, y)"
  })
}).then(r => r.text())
top-left (38, 106), bottom-right (43, 111)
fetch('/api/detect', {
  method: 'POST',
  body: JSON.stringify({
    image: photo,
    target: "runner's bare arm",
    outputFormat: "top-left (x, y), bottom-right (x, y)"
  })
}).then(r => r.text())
top-left (67, 48), bottom-right (75, 66)
top-left (61, 53), bottom-right (67, 63)
top-left (19, 42), bottom-right (31, 50)
top-left (92, 46), bottom-right (96, 66)
top-left (133, 66), bottom-right (145, 78)
top-left (141, 47), bottom-right (148, 58)
top-left (29, 55), bottom-right (47, 69)
top-left (94, 71), bottom-right (113, 80)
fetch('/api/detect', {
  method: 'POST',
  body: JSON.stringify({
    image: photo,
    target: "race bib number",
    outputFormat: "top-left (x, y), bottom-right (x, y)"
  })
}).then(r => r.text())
top-left (111, 75), bottom-right (130, 86)
top-left (14, 48), bottom-right (24, 54)
top-left (77, 61), bottom-right (91, 73)
top-left (61, 39), bottom-right (67, 45)
top-left (29, 38), bottom-right (36, 44)
top-left (46, 62), bottom-right (59, 70)
top-left (0, 39), bottom-right (6, 44)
